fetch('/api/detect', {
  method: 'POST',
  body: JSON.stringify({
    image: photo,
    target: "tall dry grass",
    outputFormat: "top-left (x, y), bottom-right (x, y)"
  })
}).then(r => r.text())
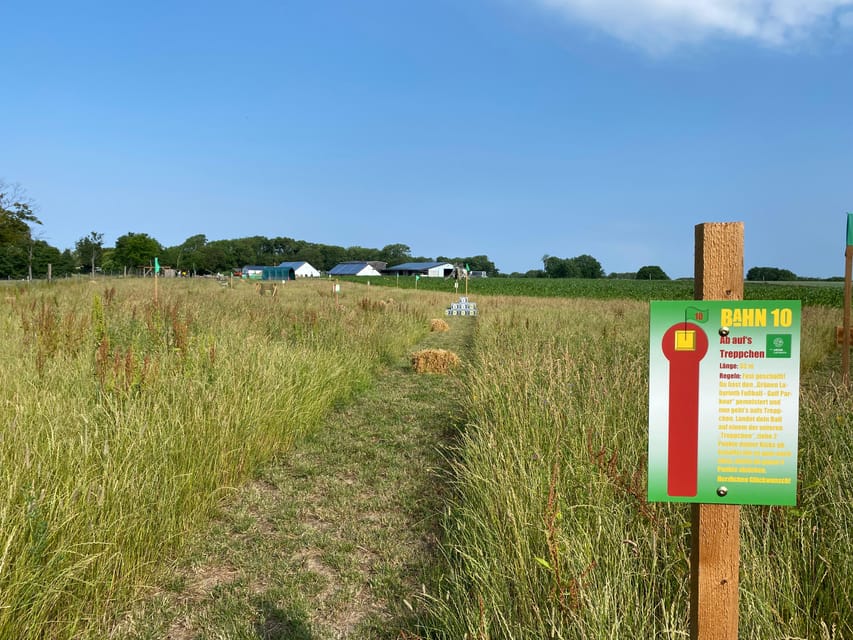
top-left (0, 277), bottom-right (432, 638)
top-left (424, 296), bottom-right (850, 639)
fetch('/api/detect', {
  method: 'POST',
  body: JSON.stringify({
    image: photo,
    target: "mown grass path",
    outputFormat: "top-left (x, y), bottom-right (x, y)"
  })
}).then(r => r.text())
top-left (117, 317), bottom-right (474, 640)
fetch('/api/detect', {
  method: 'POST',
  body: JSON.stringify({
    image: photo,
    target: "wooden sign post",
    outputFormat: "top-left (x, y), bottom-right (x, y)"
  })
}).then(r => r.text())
top-left (842, 213), bottom-right (852, 385)
top-left (690, 222), bottom-right (743, 640)
top-left (650, 222), bottom-right (801, 639)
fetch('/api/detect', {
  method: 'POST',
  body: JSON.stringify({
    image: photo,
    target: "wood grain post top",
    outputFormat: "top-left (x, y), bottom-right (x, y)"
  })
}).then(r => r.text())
top-left (695, 223), bottom-right (744, 302)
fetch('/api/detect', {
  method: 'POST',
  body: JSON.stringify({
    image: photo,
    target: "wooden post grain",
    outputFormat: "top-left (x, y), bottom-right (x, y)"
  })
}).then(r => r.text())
top-left (690, 222), bottom-right (743, 640)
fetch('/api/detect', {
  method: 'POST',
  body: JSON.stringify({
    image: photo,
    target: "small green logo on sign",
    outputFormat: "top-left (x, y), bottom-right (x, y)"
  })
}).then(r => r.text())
top-left (766, 334), bottom-right (792, 358)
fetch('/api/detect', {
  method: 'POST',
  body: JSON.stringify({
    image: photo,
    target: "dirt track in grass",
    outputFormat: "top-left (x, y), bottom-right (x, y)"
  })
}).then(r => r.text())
top-left (116, 317), bottom-right (475, 640)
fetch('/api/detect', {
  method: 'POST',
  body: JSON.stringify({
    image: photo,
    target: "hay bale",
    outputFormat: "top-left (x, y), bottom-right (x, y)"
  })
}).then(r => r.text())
top-left (430, 318), bottom-right (450, 332)
top-left (411, 348), bottom-right (460, 374)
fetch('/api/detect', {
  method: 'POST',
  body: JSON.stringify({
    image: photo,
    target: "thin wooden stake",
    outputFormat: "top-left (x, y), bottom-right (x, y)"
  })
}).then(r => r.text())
top-left (690, 222), bottom-right (742, 640)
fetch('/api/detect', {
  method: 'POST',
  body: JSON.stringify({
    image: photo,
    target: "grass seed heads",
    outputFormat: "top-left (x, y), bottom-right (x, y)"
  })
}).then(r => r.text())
top-left (411, 348), bottom-right (460, 374)
top-left (430, 319), bottom-right (450, 332)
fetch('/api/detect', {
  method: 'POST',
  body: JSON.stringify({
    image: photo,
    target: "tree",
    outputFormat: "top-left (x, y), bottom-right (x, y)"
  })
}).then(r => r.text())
top-left (75, 232), bottom-right (104, 275)
top-left (746, 266), bottom-right (797, 282)
top-left (544, 256), bottom-right (571, 278)
top-left (0, 237), bottom-right (71, 279)
top-left (345, 246), bottom-right (381, 262)
top-left (1, 182), bottom-right (43, 280)
top-left (100, 248), bottom-right (118, 274)
top-left (112, 232), bottom-right (162, 271)
top-left (437, 254), bottom-right (499, 276)
top-left (571, 254), bottom-right (604, 278)
top-left (27, 240), bottom-right (62, 279)
top-left (197, 242), bottom-right (229, 273)
top-left (231, 236), bottom-right (268, 267)
top-left (636, 265), bottom-right (669, 280)
top-left (317, 244), bottom-right (347, 271)
top-left (0, 182), bottom-right (40, 247)
top-left (258, 236), bottom-right (300, 263)
top-left (463, 255), bottom-right (498, 276)
top-left (380, 243), bottom-right (412, 265)
top-left (56, 249), bottom-right (77, 277)
top-left (543, 254), bottom-right (604, 278)
top-left (173, 234), bottom-right (207, 273)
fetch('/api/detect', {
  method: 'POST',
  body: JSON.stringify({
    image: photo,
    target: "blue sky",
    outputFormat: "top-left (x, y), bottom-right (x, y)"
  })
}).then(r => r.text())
top-left (2, 0), bottom-right (852, 277)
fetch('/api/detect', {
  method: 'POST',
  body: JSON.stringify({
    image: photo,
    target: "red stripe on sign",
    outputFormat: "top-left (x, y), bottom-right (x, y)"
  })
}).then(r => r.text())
top-left (661, 322), bottom-right (708, 497)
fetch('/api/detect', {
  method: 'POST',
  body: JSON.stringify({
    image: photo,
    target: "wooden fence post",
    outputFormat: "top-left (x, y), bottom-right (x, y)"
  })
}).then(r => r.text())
top-left (690, 222), bottom-right (743, 640)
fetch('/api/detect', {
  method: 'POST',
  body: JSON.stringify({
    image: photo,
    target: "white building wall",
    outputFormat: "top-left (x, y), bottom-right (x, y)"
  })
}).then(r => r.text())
top-left (357, 265), bottom-right (382, 276)
top-left (294, 263), bottom-right (321, 277)
top-left (426, 263), bottom-right (453, 278)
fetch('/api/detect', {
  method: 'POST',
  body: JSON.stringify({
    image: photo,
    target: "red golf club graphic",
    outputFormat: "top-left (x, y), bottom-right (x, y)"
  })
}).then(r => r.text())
top-left (661, 321), bottom-right (708, 497)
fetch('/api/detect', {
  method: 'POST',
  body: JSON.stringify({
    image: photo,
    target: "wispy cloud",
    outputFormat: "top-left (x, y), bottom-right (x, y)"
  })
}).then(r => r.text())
top-left (532, 0), bottom-right (853, 51)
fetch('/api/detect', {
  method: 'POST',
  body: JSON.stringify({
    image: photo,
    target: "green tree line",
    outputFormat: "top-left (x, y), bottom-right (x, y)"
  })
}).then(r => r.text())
top-left (0, 200), bottom-right (502, 280)
top-left (0, 181), bottom-right (816, 281)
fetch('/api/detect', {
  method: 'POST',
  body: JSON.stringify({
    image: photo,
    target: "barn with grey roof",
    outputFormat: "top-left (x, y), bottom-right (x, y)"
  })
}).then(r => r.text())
top-left (385, 262), bottom-right (454, 277)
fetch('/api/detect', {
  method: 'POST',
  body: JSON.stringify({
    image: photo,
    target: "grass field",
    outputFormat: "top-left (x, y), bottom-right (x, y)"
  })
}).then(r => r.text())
top-left (0, 278), bottom-right (438, 638)
top-left (420, 296), bottom-right (850, 639)
top-left (2, 278), bottom-right (850, 638)
top-left (346, 275), bottom-right (846, 308)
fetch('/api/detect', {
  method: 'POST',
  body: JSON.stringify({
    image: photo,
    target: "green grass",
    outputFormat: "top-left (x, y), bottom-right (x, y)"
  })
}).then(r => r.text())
top-left (114, 314), bottom-right (476, 639)
top-left (419, 297), bottom-right (850, 639)
top-left (0, 278), bottom-right (436, 638)
top-left (342, 276), bottom-right (846, 307)
top-left (3, 278), bottom-right (850, 638)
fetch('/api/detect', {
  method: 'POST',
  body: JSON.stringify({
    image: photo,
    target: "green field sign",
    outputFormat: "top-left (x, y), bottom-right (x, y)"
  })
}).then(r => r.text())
top-left (648, 301), bottom-right (801, 506)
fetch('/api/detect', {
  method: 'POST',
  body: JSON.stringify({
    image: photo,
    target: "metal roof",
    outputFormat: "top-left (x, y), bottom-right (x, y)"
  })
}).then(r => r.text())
top-left (277, 261), bottom-right (310, 269)
top-left (329, 262), bottom-right (374, 275)
top-left (386, 262), bottom-right (451, 271)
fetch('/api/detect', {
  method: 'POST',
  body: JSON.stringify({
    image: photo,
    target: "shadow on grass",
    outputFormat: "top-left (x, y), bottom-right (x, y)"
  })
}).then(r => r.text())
top-left (253, 599), bottom-right (315, 640)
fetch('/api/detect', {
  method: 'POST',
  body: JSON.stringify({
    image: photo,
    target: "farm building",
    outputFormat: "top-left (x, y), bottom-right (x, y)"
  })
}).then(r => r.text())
top-left (277, 261), bottom-right (321, 278)
top-left (329, 262), bottom-right (383, 277)
top-left (241, 265), bottom-right (296, 281)
top-left (241, 265), bottom-right (267, 279)
top-left (386, 262), bottom-right (455, 278)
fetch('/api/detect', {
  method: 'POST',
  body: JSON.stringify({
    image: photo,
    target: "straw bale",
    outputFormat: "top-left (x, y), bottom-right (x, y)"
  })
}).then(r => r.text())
top-left (411, 349), bottom-right (460, 374)
top-left (429, 318), bottom-right (450, 332)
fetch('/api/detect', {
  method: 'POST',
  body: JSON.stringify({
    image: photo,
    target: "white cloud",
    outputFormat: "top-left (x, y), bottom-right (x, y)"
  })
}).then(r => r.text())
top-left (532, 0), bottom-right (853, 51)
